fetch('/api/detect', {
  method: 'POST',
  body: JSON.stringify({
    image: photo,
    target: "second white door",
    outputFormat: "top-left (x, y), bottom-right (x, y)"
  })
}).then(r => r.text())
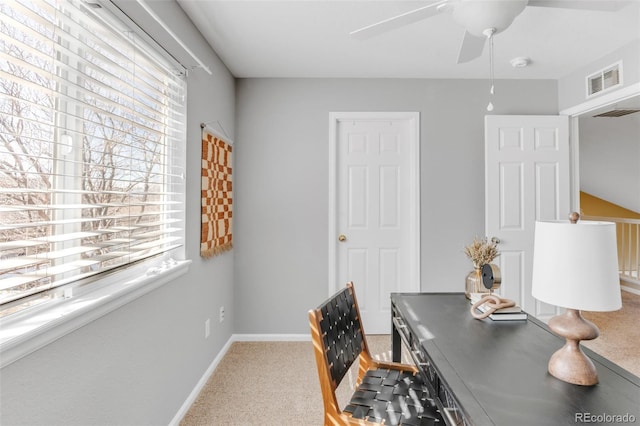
top-left (330, 112), bottom-right (420, 334)
top-left (485, 115), bottom-right (570, 319)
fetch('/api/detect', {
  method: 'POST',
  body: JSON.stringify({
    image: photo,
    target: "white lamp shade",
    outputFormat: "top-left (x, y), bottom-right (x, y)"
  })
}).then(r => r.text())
top-left (531, 220), bottom-right (621, 312)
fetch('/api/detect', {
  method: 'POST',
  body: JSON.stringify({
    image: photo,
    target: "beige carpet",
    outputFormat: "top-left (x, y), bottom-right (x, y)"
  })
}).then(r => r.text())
top-left (180, 292), bottom-right (639, 425)
top-left (582, 289), bottom-right (640, 376)
top-left (179, 336), bottom-right (407, 426)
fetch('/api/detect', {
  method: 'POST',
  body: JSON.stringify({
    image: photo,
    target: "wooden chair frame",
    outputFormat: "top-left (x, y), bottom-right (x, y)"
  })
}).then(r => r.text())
top-left (309, 282), bottom-right (425, 425)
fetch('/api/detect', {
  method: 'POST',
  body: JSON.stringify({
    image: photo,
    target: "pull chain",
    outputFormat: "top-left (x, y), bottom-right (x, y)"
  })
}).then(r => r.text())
top-left (486, 28), bottom-right (496, 112)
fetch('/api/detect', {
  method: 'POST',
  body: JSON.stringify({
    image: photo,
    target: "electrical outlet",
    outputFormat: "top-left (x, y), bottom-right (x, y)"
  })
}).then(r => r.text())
top-left (219, 306), bottom-right (225, 323)
top-left (205, 318), bottom-right (210, 339)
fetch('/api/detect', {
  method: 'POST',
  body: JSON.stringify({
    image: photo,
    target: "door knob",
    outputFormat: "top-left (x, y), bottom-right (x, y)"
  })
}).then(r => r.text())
top-left (338, 234), bottom-right (347, 242)
top-left (491, 237), bottom-right (500, 244)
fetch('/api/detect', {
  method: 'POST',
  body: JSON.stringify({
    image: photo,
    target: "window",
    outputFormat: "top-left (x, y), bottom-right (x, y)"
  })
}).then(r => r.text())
top-left (0, 0), bottom-right (186, 317)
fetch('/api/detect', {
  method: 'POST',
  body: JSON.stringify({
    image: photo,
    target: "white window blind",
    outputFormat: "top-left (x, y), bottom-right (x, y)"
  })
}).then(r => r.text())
top-left (0, 0), bottom-right (186, 313)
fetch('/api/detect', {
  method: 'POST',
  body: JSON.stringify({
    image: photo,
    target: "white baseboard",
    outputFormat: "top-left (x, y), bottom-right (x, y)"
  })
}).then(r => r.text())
top-left (232, 333), bottom-right (310, 342)
top-left (169, 333), bottom-right (310, 424)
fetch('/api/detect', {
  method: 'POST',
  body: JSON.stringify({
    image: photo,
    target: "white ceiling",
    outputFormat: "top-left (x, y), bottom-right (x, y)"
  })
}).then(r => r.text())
top-left (177, 0), bottom-right (640, 80)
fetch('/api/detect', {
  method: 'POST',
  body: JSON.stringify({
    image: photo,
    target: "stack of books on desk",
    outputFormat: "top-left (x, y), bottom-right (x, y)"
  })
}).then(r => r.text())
top-left (470, 293), bottom-right (528, 321)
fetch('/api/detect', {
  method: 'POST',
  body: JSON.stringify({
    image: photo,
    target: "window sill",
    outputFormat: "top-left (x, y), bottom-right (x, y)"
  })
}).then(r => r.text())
top-left (0, 259), bottom-right (191, 368)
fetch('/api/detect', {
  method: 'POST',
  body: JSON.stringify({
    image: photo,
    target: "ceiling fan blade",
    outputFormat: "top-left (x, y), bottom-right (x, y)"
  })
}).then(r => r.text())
top-left (457, 30), bottom-right (486, 64)
top-left (527, 0), bottom-right (630, 11)
top-left (350, 0), bottom-right (449, 39)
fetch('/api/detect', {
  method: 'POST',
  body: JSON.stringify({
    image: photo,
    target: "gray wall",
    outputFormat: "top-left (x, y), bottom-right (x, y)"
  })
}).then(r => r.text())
top-left (0, 2), bottom-right (236, 425)
top-left (580, 113), bottom-right (640, 212)
top-left (234, 78), bottom-right (558, 334)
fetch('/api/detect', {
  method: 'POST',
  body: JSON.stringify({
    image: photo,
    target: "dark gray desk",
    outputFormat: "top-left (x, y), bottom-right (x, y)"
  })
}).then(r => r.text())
top-left (391, 293), bottom-right (640, 426)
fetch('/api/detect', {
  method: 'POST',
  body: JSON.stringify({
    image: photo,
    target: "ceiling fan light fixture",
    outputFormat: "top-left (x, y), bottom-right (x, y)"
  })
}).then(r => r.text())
top-left (452, 0), bottom-right (527, 37)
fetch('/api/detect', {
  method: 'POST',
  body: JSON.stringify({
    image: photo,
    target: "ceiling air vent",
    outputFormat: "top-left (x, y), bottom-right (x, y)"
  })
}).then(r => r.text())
top-left (587, 62), bottom-right (622, 97)
top-left (593, 109), bottom-right (640, 118)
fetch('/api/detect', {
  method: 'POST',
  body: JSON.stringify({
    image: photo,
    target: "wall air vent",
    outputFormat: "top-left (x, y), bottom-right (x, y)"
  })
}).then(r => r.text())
top-left (593, 109), bottom-right (640, 118)
top-left (587, 62), bottom-right (622, 97)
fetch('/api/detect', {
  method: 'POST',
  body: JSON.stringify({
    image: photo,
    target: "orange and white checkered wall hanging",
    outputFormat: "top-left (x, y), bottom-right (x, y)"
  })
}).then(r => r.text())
top-left (201, 129), bottom-right (233, 257)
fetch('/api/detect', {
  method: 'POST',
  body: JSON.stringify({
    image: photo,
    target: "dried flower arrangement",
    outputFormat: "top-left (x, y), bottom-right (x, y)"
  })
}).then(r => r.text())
top-left (464, 236), bottom-right (499, 268)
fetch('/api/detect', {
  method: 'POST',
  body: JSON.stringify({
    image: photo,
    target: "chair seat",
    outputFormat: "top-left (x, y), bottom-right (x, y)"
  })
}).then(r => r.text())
top-left (343, 368), bottom-right (440, 426)
top-left (309, 283), bottom-right (443, 425)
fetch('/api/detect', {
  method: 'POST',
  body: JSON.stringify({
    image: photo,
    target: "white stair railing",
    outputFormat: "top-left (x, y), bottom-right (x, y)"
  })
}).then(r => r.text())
top-left (583, 215), bottom-right (640, 285)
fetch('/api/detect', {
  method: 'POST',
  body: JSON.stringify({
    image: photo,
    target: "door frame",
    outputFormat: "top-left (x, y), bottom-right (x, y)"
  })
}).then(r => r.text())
top-left (560, 82), bottom-right (640, 212)
top-left (328, 112), bottom-right (421, 296)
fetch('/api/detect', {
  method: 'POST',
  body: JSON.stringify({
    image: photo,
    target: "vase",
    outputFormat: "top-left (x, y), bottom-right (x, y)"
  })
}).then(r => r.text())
top-left (465, 266), bottom-right (490, 299)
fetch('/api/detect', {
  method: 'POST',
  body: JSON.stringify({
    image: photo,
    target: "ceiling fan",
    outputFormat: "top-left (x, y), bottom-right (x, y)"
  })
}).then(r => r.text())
top-left (350, 0), bottom-right (628, 64)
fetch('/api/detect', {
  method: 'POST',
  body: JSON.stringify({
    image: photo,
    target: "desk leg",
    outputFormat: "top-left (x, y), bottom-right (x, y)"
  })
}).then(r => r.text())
top-left (392, 318), bottom-right (401, 363)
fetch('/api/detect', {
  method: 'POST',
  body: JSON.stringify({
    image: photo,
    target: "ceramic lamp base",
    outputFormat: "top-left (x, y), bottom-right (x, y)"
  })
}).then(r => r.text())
top-left (547, 309), bottom-right (600, 386)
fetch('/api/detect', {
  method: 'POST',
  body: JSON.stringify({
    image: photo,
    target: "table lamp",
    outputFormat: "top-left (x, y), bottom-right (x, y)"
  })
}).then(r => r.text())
top-left (531, 212), bottom-right (621, 386)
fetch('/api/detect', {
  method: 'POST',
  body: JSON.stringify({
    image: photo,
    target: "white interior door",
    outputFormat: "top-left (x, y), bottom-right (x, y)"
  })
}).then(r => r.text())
top-left (485, 115), bottom-right (569, 319)
top-left (329, 112), bottom-right (420, 334)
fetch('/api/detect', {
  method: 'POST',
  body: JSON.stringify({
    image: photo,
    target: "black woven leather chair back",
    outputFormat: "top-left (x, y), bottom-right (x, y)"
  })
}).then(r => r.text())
top-left (317, 284), bottom-right (364, 386)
